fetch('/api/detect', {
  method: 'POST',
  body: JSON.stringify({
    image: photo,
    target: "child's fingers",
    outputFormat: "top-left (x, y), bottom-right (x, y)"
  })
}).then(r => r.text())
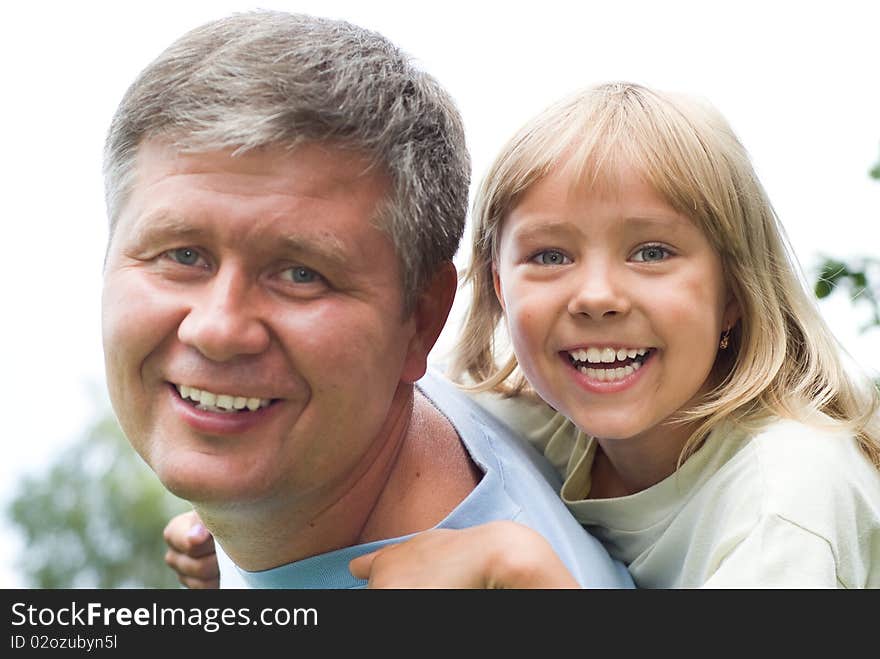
top-left (178, 575), bottom-right (220, 589)
top-left (165, 548), bottom-right (220, 582)
top-left (164, 510), bottom-right (212, 556)
top-left (348, 550), bottom-right (380, 579)
top-left (184, 523), bottom-right (216, 558)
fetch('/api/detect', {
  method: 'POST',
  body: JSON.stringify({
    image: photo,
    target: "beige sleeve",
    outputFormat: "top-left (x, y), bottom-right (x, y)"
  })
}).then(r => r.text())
top-left (702, 515), bottom-right (840, 588)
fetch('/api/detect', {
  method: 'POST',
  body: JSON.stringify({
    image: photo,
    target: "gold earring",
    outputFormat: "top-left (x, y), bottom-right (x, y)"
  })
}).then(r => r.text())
top-left (719, 328), bottom-right (730, 350)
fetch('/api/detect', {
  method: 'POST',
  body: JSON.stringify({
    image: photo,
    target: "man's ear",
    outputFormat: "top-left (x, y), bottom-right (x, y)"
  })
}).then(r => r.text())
top-left (400, 260), bottom-right (458, 383)
top-left (492, 264), bottom-right (506, 312)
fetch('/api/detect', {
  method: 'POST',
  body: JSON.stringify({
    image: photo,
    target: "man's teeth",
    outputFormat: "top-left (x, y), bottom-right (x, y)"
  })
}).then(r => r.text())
top-left (568, 347), bottom-right (648, 364)
top-left (176, 385), bottom-right (272, 413)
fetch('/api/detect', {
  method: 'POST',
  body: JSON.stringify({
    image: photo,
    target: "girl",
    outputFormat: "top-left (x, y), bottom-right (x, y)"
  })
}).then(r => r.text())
top-left (350, 81), bottom-right (880, 588)
top-left (168, 82), bottom-right (880, 587)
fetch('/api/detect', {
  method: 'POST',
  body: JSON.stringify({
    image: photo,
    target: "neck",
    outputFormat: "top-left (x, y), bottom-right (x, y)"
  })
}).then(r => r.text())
top-left (590, 418), bottom-right (699, 498)
top-left (198, 383), bottom-right (480, 571)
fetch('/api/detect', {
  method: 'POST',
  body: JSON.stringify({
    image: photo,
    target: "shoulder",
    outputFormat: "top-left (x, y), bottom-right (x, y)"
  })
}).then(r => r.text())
top-left (745, 416), bottom-right (880, 531)
top-left (694, 414), bottom-right (880, 527)
top-left (741, 417), bottom-right (880, 585)
top-left (415, 368), bottom-right (556, 476)
top-left (418, 368), bottom-right (566, 451)
top-left (695, 417), bottom-right (880, 587)
top-left (465, 387), bottom-right (584, 478)
top-left (746, 416), bottom-right (879, 496)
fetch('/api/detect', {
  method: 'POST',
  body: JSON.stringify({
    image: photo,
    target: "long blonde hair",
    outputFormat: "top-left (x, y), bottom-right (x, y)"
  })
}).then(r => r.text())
top-left (451, 81), bottom-right (880, 467)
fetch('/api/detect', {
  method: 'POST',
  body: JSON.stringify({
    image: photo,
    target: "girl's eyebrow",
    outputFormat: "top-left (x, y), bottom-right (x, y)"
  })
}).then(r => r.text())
top-left (623, 208), bottom-right (694, 227)
top-left (623, 214), bottom-right (697, 237)
top-left (508, 214), bottom-right (691, 240)
top-left (506, 220), bottom-right (579, 242)
top-left (624, 214), bottom-right (690, 227)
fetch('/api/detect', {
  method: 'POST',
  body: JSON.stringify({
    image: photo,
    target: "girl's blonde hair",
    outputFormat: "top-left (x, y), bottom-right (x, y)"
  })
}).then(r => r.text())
top-left (452, 81), bottom-right (880, 467)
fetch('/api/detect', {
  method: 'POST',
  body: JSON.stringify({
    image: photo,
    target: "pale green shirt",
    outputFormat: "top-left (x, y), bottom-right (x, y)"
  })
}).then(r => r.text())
top-left (470, 391), bottom-right (880, 588)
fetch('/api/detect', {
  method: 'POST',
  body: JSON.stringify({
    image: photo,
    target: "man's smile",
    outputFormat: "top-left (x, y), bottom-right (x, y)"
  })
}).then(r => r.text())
top-left (173, 383), bottom-right (276, 413)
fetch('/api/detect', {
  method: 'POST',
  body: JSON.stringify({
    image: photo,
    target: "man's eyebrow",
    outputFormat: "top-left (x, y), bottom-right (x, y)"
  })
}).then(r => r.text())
top-left (130, 210), bottom-right (354, 264)
top-left (130, 210), bottom-right (201, 243)
top-left (277, 232), bottom-right (352, 266)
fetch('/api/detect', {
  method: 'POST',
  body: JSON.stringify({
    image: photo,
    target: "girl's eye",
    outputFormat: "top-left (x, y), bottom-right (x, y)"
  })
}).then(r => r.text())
top-left (532, 250), bottom-right (570, 266)
top-left (282, 266), bottom-right (321, 284)
top-left (632, 245), bottom-right (671, 262)
top-left (167, 247), bottom-right (203, 266)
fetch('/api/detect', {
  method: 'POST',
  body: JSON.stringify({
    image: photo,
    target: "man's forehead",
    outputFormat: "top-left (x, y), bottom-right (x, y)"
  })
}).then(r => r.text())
top-left (132, 138), bottom-right (387, 189)
top-left (122, 138), bottom-right (390, 219)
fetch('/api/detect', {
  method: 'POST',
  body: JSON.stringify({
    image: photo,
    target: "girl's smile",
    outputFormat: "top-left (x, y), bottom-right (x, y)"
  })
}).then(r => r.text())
top-left (561, 346), bottom-right (656, 393)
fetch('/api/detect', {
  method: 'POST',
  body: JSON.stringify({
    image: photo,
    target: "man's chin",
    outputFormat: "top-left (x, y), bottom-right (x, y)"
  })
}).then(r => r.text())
top-left (156, 465), bottom-right (272, 507)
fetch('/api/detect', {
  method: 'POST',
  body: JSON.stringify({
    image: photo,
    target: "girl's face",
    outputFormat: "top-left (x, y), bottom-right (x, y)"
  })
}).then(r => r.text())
top-left (493, 162), bottom-right (739, 459)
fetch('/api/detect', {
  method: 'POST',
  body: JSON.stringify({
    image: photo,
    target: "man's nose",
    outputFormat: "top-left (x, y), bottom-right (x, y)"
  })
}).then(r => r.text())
top-left (177, 267), bottom-right (271, 361)
top-left (566, 260), bottom-right (631, 319)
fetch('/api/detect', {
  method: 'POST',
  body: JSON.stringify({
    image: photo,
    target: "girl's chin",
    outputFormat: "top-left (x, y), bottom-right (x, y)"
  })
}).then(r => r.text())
top-left (561, 413), bottom-right (648, 442)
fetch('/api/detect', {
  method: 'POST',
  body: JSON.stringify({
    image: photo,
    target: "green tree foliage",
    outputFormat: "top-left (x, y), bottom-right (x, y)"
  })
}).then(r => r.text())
top-left (813, 151), bottom-right (880, 333)
top-left (814, 256), bottom-right (880, 331)
top-left (6, 406), bottom-right (190, 588)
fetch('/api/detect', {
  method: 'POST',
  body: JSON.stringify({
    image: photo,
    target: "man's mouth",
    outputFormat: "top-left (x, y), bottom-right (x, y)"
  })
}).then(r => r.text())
top-left (173, 384), bottom-right (275, 414)
top-left (565, 346), bottom-right (654, 383)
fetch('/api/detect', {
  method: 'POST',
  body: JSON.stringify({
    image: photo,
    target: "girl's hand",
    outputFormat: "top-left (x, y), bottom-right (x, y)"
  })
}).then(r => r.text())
top-left (163, 510), bottom-right (220, 589)
top-left (349, 520), bottom-right (580, 588)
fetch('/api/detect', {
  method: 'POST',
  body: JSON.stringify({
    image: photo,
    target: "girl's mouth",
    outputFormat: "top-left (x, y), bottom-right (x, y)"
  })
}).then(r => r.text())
top-left (564, 347), bottom-right (655, 383)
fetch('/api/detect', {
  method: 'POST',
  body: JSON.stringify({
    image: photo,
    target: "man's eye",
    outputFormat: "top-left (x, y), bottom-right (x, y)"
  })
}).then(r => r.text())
top-left (532, 250), bottom-right (570, 266)
top-left (282, 266), bottom-right (321, 284)
top-left (632, 245), bottom-right (671, 262)
top-left (167, 247), bottom-right (202, 266)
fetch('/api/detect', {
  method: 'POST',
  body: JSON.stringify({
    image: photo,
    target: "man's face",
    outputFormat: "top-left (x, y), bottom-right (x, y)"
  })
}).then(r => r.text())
top-left (102, 140), bottom-right (426, 507)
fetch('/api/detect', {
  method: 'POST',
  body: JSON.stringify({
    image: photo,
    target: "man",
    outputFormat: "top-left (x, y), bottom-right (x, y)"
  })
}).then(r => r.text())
top-left (103, 9), bottom-right (632, 589)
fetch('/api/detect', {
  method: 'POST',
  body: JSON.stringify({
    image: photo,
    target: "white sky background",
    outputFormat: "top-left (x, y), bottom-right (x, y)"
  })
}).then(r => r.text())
top-left (2, 0), bottom-right (879, 588)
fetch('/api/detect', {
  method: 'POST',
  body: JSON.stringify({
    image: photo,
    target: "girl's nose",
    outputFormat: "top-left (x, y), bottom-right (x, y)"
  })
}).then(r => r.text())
top-left (566, 261), bottom-right (631, 319)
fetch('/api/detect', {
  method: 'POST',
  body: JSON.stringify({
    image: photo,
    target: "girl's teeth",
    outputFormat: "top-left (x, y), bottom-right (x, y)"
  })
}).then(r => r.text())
top-left (578, 363), bottom-right (639, 383)
top-left (569, 346), bottom-right (651, 365)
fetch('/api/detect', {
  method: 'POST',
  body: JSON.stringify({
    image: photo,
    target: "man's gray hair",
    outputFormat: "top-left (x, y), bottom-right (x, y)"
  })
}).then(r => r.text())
top-left (103, 10), bottom-right (470, 308)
